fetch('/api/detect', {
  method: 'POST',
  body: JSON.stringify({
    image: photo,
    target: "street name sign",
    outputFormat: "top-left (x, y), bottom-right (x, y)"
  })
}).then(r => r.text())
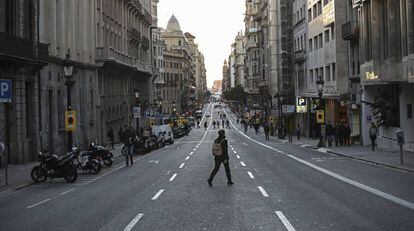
top-left (0, 79), bottom-right (12, 103)
top-left (133, 107), bottom-right (141, 118)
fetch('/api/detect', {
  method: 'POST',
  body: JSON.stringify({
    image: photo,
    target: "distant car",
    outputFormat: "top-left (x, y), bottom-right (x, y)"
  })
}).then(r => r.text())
top-left (152, 125), bottom-right (174, 144)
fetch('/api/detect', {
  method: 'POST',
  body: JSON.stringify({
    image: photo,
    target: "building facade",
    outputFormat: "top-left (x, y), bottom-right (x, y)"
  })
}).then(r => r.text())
top-left (357, 0), bottom-right (414, 151)
top-left (234, 32), bottom-right (247, 88)
top-left (0, 0), bottom-right (48, 164)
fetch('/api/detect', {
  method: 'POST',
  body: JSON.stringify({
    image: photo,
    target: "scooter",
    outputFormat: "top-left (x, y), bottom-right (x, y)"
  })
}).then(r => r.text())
top-left (72, 146), bottom-right (101, 174)
top-left (88, 143), bottom-right (114, 167)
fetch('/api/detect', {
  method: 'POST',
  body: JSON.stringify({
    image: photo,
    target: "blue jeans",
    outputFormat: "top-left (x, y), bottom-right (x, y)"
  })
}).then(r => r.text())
top-left (126, 145), bottom-right (134, 165)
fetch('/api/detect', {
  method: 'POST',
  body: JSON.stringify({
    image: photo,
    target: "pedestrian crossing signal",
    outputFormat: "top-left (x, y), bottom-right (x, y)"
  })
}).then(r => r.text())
top-left (316, 110), bottom-right (325, 124)
top-left (65, 110), bottom-right (76, 131)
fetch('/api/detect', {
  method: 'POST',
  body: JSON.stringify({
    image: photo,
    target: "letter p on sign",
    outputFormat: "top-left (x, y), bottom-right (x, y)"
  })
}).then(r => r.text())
top-left (0, 79), bottom-right (12, 103)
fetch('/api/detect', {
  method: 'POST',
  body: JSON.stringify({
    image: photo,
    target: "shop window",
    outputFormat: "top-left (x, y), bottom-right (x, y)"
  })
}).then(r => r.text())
top-left (408, 104), bottom-right (413, 119)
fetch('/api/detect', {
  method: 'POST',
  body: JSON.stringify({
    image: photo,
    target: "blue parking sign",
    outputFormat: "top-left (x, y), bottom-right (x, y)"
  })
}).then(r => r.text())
top-left (0, 79), bottom-right (12, 103)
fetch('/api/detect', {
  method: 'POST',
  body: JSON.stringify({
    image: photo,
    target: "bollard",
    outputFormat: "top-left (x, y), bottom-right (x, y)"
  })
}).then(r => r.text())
top-left (396, 129), bottom-right (405, 165)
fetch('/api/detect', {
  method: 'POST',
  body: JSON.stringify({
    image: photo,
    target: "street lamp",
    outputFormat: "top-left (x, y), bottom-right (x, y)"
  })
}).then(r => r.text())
top-left (158, 98), bottom-right (163, 125)
top-left (63, 49), bottom-right (75, 152)
top-left (276, 93), bottom-right (285, 139)
top-left (134, 89), bottom-right (140, 132)
top-left (172, 101), bottom-right (177, 126)
top-left (316, 74), bottom-right (325, 147)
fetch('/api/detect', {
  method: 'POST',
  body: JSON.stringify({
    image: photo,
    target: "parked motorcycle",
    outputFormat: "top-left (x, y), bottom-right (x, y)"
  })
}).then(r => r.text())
top-left (31, 151), bottom-right (78, 183)
top-left (72, 146), bottom-right (101, 174)
top-left (88, 143), bottom-right (114, 167)
top-left (156, 132), bottom-right (166, 148)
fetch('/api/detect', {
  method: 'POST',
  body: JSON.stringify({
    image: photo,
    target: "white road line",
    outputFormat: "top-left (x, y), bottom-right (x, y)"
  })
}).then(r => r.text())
top-left (287, 154), bottom-right (414, 210)
top-left (151, 189), bottom-right (165, 200)
top-left (243, 142), bottom-right (248, 146)
top-left (190, 151), bottom-right (194, 155)
top-left (275, 211), bottom-right (296, 231)
top-left (247, 171), bottom-right (255, 179)
top-left (258, 186), bottom-right (269, 197)
top-left (27, 199), bottom-right (51, 209)
top-left (185, 156), bottom-right (190, 160)
top-left (60, 188), bottom-right (75, 195)
top-left (124, 213), bottom-right (144, 231)
top-left (169, 173), bottom-right (177, 182)
top-left (233, 151), bottom-right (237, 154)
top-left (228, 110), bottom-right (414, 210)
top-left (193, 148), bottom-right (196, 151)
top-left (236, 155), bottom-right (240, 159)
top-left (240, 161), bottom-right (246, 167)
top-left (179, 163), bottom-right (185, 168)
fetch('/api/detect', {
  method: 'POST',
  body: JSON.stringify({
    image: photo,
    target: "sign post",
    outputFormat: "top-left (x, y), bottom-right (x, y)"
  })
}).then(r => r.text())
top-left (396, 130), bottom-right (405, 165)
top-left (0, 139), bottom-right (7, 186)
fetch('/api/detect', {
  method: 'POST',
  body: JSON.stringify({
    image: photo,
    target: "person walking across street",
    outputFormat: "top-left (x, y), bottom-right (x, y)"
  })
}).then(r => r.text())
top-left (226, 120), bottom-right (230, 128)
top-left (208, 130), bottom-right (233, 186)
top-left (107, 126), bottom-right (115, 150)
top-left (222, 119), bottom-right (225, 128)
top-left (369, 122), bottom-right (378, 151)
top-left (204, 121), bottom-right (208, 130)
top-left (213, 120), bottom-right (216, 129)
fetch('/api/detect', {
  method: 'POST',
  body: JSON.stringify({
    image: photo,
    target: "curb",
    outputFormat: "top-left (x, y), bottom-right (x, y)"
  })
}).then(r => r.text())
top-left (303, 146), bottom-right (414, 173)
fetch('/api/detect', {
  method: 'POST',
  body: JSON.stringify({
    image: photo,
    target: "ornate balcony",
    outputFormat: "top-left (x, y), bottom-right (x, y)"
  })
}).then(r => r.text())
top-left (342, 20), bottom-right (359, 41)
top-left (295, 50), bottom-right (306, 63)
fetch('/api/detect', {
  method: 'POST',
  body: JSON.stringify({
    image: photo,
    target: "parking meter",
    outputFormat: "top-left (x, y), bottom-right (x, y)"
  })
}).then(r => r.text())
top-left (396, 129), bottom-right (405, 165)
top-left (396, 130), bottom-right (405, 145)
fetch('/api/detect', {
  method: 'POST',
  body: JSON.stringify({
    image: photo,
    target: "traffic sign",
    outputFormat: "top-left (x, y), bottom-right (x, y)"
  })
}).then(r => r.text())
top-left (0, 79), bottom-right (12, 103)
top-left (316, 110), bottom-right (325, 124)
top-left (65, 110), bottom-right (77, 131)
top-left (133, 107), bottom-right (141, 118)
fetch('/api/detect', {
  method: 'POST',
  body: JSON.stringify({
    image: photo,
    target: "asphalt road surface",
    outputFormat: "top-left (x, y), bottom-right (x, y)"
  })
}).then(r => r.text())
top-left (0, 103), bottom-right (413, 231)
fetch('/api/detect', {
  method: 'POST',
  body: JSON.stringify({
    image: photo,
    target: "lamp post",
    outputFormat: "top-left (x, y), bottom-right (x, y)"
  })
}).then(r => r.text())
top-left (276, 93), bottom-right (285, 139)
top-left (316, 74), bottom-right (325, 148)
top-left (63, 49), bottom-right (75, 152)
top-left (158, 98), bottom-right (163, 125)
top-left (172, 101), bottom-right (176, 126)
top-left (134, 89), bottom-right (140, 132)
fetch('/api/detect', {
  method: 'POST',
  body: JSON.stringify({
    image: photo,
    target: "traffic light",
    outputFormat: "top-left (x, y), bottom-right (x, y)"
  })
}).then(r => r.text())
top-left (150, 120), bottom-right (155, 127)
top-left (65, 110), bottom-right (77, 131)
top-left (316, 110), bottom-right (325, 124)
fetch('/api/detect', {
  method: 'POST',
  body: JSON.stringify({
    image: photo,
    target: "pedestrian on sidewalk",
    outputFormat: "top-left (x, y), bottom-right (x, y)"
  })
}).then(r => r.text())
top-left (226, 120), bottom-right (230, 128)
top-left (118, 127), bottom-right (124, 144)
top-left (338, 123), bottom-right (345, 146)
top-left (207, 130), bottom-right (233, 186)
top-left (334, 123), bottom-right (339, 146)
top-left (213, 120), bottom-right (216, 129)
top-left (264, 122), bottom-right (270, 141)
top-left (107, 126), bottom-right (115, 150)
top-left (244, 120), bottom-right (248, 133)
top-left (222, 119), bottom-right (225, 128)
top-left (296, 124), bottom-right (301, 141)
top-left (237, 118), bottom-right (240, 124)
top-left (369, 122), bottom-right (378, 151)
top-left (204, 121), bottom-right (208, 130)
top-left (326, 122), bottom-right (334, 147)
top-left (344, 123), bottom-right (351, 146)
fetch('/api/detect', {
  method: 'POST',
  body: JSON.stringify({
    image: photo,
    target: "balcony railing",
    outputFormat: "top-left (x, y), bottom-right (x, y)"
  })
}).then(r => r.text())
top-left (342, 20), bottom-right (359, 41)
top-left (0, 32), bottom-right (49, 61)
top-left (295, 50), bottom-right (306, 63)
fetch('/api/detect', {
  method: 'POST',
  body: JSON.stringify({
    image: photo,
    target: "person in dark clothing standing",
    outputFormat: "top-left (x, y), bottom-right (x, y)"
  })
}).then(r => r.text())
top-left (369, 122), bottom-right (378, 151)
top-left (334, 124), bottom-right (339, 146)
top-left (264, 123), bottom-right (270, 141)
top-left (296, 124), bottom-right (301, 140)
top-left (122, 127), bottom-right (135, 167)
top-left (118, 127), bottom-right (124, 144)
top-left (338, 123), bottom-right (345, 146)
top-left (344, 124), bottom-right (351, 146)
top-left (208, 130), bottom-right (233, 186)
top-left (107, 127), bottom-right (115, 150)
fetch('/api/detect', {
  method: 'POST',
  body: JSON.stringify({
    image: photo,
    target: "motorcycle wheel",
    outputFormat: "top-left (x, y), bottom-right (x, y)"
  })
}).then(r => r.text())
top-left (103, 158), bottom-right (113, 167)
top-left (64, 166), bottom-right (78, 183)
top-left (90, 161), bottom-right (101, 174)
top-left (31, 166), bottom-right (47, 183)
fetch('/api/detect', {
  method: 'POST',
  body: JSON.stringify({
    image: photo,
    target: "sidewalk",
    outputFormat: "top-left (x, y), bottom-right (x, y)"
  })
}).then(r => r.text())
top-left (0, 144), bottom-right (124, 194)
top-left (286, 136), bottom-right (414, 172)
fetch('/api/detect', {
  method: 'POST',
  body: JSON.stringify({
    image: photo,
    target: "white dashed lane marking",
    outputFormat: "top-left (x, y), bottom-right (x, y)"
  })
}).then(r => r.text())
top-left (169, 173), bottom-right (177, 182)
top-left (151, 189), bottom-right (165, 200)
top-left (179, 163), bottom-right (185, 169)
top-left (258, 186), bottom-right (269, 197)
top-left (124, 213), bottom-right (144, 231)
top-left (240, 161), bottom-right (246, 167)
top-left (247, 171), bottom-right (255, 179)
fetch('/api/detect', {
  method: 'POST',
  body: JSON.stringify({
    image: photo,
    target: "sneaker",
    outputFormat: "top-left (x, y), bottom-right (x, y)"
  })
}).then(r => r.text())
top-left (227, 181), bottom-right (234, 185)
top-left (207, 179), bottom-right (212, 187)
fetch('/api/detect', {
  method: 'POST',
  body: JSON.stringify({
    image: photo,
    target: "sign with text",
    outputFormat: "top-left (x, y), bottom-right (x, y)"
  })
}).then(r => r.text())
top-left (296, 98), bottom-right (307, 113)
top-left (0, 79), bottom-right (12, 103)
top-left (133, 107), bottom-right (141, 118)
top-left (282, 105), bottom-right (296, 114)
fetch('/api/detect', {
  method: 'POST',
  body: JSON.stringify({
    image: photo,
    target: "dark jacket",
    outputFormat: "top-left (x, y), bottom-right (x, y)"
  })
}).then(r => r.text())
top-left (214, 136), bottom-right (229, 161)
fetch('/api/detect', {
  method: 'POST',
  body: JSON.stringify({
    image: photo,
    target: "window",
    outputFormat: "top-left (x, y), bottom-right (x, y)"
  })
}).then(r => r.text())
top-left (317, 1), bottom-right (322, 16)
top-left (331, 23), bottom-right (335, 40)
top-left (313, 5), bottom-right (317, 19)
top-left (408, 104), bottom-right (413, 119)
top-left (323, 0), bottom-right (330, 6)
top-left (310, 69), bottom-right (314, 82)
top-left (325, 65), bottom-right (331, 82)
top-left (332, 63), bottom-right (336, 81)
top-left (318, 33), bottom-right (323, 48)
top-left (309, 39), bottom-right (313, 51)
top-left (314, 36), bottom-right (318, 49)
top-left (308, 9), bottom-right (312, 22)
top-left (315, 68), bottom-right (319, 82)
top-left (324, 30), bottom-right (330, 43)
top-left (319, 67), bottom-right (324, 80)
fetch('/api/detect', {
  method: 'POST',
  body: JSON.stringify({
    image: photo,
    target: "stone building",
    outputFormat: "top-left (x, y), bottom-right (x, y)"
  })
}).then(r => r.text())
top-left (222, 60), bottom-right (230, 93)
top-left (234, 32), bottom-right (247, 88)
top-left (161, 15), bottom-right (195, 115)
top-left (304, 0), bottom-right (349, 131)
top-left (95, 0), bottom-right (154, 142)
top-left (357, 0), bottom-right (414, 151)
top-left (0, 0), bottom-right (48, 164)
top-left (185, 32), bottom-right (207, 105)
top-left (38, 0), bottom-right (98, 154)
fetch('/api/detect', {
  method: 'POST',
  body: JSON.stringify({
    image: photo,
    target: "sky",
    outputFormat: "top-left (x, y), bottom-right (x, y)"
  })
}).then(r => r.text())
top-left (157, 0), bottom-right (245, 89)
